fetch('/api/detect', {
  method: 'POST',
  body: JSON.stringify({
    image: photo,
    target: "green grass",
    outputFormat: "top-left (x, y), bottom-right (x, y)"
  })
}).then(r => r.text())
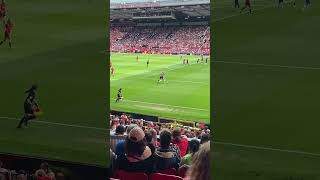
top-left (213, 0), bottom-right (320, 179)
top-left (0, 0), bottom-right (108, 166)
top-left (110, 53), bottom-right (210, 123)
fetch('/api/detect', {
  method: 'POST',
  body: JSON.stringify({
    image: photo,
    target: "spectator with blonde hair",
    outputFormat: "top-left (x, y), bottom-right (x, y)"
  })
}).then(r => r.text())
top-left (184, 142), bottom-right (210, 180)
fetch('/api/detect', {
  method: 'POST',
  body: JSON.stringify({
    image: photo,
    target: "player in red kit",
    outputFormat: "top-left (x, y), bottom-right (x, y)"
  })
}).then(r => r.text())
top-left (240, 0), bottom-right (252, 14)
top-left (0, 0), bottom-right (6, 21)
top-left (0, 18), bottom-right (13, 48)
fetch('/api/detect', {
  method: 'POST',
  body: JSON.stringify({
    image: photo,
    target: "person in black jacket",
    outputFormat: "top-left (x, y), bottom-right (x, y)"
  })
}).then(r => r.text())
top-left (155, 128), bottom-right (181, 171)
top-left (115, 127), bottom-right (156, 174)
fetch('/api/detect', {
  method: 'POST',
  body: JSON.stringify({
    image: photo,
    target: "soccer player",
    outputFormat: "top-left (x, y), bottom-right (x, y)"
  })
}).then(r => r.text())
top-left (205, 58), bottom-right (208, 63)
top-left (17, 86), bottom-right (40, 128)
top-left (186, 59), bottom-right (189, 64)
top-left (147, 59), bottom-right (150, 68)
top-left (235, 0), bottom-right (240, 8)
top-left (0, 18), bottom-right (13, 48)
top-left (136, 55), bottom-right (139, 63)
top-left (158, 72), bottom-right (166, 84)
top-left (0, 0), bottom-right (6, 21)
top-left (25, 84), bottom-right (38, 99)
top-left (197, 59), bottom-right (199, 63)
top-left (240, 0), bottom-right (252, 13)
top-left (115, 88), bottom-right (123, 102)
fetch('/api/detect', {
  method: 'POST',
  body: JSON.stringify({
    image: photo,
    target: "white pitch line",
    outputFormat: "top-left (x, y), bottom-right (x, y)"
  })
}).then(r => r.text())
top-left (214, 60), bottom-right (320, 70)
top-left (113, 99), bottom-right (209, 111)
top-left (0, 117), bottom-right (107, 131)
top-left (214, 141), bottom-right (320, 157)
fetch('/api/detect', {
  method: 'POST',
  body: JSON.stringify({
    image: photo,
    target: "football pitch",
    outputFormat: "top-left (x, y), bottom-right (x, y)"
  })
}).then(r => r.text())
top-left (213, 0), bottom-right (320, 179)
top-left (0, 0), bottom-right (108, 166)
top-left (110, 53), bottom-right (210, 123)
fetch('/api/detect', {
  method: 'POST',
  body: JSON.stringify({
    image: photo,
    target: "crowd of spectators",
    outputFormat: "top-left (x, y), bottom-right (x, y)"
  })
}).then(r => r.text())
top-left (0, 162), bottom-right (65, 180)
top-left (111, 25), bottom-right (210, 55)
top-left (110, 113), bottom-right (211, 180)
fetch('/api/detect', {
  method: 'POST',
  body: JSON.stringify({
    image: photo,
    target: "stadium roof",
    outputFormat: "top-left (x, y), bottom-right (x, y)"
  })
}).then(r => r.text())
top-left (110, 0), bottom-right (210, 22)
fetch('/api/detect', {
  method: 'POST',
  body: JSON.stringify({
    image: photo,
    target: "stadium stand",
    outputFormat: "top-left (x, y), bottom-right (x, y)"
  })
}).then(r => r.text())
top-left (110, 113), bottom-right (210, 180)
top-left (111, 25), bottom-right (210, 55)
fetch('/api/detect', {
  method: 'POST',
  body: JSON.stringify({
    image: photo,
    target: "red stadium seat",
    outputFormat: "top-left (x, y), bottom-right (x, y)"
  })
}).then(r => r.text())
top-left (178, 166), bottom-right (188, 178)
top-left (149, 173), bottom-right (183, 180)
top-left (159, 168), bottom-right (177, 175)
top-left (117, 170), bottom-right (148, 180)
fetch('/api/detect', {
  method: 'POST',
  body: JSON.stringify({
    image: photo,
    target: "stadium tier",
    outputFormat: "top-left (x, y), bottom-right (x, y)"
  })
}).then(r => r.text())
top-left (111, 25), bottom-right (210, 55)
top-left (110, 0), bottom-right (210, 55)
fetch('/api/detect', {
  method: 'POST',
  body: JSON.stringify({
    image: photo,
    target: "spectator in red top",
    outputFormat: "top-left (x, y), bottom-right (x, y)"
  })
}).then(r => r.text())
top-left (171, 127), bottom-right (188, 157)
top-left (120, 114), bottom-right (128, 124)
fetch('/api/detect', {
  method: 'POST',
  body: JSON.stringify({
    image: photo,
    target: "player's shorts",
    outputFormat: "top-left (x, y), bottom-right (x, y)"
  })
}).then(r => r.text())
top-left (160, 76), bottom-right (164, 80)
top-left (25, 113), bottom-right (36, 120)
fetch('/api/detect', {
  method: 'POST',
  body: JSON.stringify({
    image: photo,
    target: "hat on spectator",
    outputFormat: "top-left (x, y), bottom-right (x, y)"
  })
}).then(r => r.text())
top-left (128, 127), bottom-right (145, 142)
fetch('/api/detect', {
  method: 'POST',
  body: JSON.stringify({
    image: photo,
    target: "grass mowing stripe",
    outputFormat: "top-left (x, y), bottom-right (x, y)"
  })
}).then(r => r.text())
top-left (215, 141), bottom-right (320, 157)
top-left (215, 60), bottom-right (320, 70)
top-left (0, 117), bottom-right (107, 131)
top-left (111, 99), bottom-right (209, 111)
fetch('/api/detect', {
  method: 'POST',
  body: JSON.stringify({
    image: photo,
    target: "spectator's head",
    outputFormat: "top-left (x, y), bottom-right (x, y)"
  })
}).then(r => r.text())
top-left (145, 130), bottom-right (153, 144)
top-left (17, 173), bottom-right (27, 180)
top-left (126, 127), bottom-right (147, 157)
top-left (40, 162), bottom-right (49, 173)
top-left (187, 142), bottom-right (210, 180)
top-left (200, 134), bottom-right (210, 144)
top-left (159, 128), bottom-right (172, 149)
top-left (149, 128), bottom-right (157, 139)
top-left (126, 124), bottom-right (138, 135)
top-left (172, 127), bottom-right (182, 142)
top-left (110, 120), bottom-right (116, 129)
top-left (36, 169), bottom-right (46, 177)
top-left (188, 139), bottom-right (200, 155)
top-left (115, 125), bottom-right (125, 135)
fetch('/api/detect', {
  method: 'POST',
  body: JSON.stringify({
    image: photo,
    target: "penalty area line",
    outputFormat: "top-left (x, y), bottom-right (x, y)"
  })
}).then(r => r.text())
top-left (0, 117), bottom-right (107, 131)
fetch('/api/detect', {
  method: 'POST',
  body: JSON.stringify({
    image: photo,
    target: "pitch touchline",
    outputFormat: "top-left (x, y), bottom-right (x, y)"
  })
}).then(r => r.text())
top-left (214, 141), bottom-right (320, 157)
top-left (113, 99), bottom-right (209, 111)
top-left (215, 60), bottom-right (320, 70)
top-left (0, 117), bottom-right (107, 131)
